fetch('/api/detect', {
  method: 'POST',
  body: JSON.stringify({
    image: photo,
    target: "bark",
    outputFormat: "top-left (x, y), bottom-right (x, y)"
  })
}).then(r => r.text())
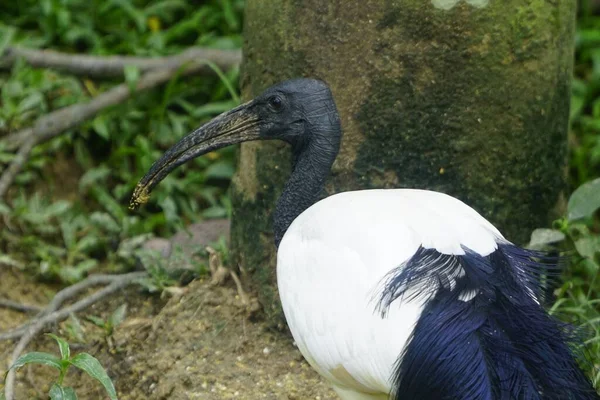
top-left (232, 0), bottom-right (576, 323)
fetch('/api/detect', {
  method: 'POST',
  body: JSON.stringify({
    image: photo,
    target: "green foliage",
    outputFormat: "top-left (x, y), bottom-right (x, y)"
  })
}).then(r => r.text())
top-left (571, 2), bottom-right (600, 187)
top-left (545, 1), bottom-right (600, 381)
top-left (0, 0), bottom-right (243, 283)
top-left (87, 304), bottom-right (127, 338)
top-left (530, 178), bottom-right (600, 381)
top-left (134, 248), bottom-right (182, 292)
top-left (4, 334), bottom-right (117, 400)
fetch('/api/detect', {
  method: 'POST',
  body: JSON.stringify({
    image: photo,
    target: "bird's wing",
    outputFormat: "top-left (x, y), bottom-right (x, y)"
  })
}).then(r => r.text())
top-left (277, 189), bottom-right (503, 396)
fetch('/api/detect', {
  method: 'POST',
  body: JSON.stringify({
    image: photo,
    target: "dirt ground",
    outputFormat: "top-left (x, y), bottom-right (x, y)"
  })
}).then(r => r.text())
top-left (0, 222), bottom-right (338, 400)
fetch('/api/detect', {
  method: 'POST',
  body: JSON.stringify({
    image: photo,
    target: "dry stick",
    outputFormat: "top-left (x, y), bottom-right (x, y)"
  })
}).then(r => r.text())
top-left (3, 271), bottom-right (147, 400)
top-left (0, 46), bottom-right (241, 79)
top-left (0, 299), bottom-right (42, 314)
top-left (0, 272), bottom-right (147, 341)
top-left (0, 137), bottom-right (35, 199)
top-left (2, 55), bottom-right (234, 151)
top-left (0, 60), bottom-right (224, 199)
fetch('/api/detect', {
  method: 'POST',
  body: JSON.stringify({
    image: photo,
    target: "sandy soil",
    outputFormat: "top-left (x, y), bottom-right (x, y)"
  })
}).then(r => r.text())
top-left (0, 222), bottom-right (338, 399)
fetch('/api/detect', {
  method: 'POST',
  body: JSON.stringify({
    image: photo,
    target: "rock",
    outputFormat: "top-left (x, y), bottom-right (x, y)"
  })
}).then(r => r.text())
top-left (142, 238), bottom-right (172, 258)
top-left (139, 219), bottom-right (230, 280)
top-left (169, 219), bottom-right (230, 259)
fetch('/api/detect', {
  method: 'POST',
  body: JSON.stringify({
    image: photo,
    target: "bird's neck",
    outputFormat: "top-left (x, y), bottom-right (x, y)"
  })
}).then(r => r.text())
top-left (273, 137), bottom-right (338, 247)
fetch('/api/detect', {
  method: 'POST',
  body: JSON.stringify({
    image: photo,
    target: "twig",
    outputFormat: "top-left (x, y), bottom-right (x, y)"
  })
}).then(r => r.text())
top-left (229, 269), bottom-right (250, 306)
top-left (0, 272), bottom-right (146, 341)
top-left (3, 272), bottom-right (146, 400)
top-left (0, 59), bottom-right (230, 199)
top-left (0, 47), bottom-right (241, 78)
top-left (0, 137), bottom-right (35, 199)
top-left (0, 299), bottom-right (42, 314)
top-left (3, 57), bottom-right (232, 150)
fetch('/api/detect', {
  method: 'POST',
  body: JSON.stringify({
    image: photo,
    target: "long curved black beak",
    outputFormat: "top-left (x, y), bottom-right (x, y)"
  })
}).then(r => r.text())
top-left (130, 101), bottom-right (259, 209)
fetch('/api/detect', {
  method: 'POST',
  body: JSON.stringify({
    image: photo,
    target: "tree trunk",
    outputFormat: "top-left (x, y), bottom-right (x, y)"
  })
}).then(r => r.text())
top-left (231, 0), bottom-right (576, 324)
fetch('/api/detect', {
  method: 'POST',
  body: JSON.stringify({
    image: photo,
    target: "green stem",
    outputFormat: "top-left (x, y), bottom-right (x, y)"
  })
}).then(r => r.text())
top-left (57, 364), bottom-right (68, 386)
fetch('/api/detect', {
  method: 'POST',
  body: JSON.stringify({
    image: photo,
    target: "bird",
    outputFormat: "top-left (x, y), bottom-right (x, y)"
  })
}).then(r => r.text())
top-left (130, 78), bottom-right (599, 400)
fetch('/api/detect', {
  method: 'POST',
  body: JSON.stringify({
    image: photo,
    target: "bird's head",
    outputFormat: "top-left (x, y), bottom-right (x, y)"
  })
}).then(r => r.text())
top-left (130, 78), bottom-right (341, 209)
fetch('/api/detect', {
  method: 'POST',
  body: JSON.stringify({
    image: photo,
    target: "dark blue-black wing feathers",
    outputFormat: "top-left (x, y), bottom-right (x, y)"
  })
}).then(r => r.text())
top-left (378, 243), bottom-right (599, 400)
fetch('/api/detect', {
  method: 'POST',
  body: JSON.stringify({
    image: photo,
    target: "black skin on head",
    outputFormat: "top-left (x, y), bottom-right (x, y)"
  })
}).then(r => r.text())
top-left (132, 78), bottom-right (342, 246)
top-left (252, 78), bottom-right (341, 150)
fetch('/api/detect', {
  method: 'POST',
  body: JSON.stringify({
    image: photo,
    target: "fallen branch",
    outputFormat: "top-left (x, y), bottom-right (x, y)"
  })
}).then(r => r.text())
top-left (0, 299), bottom-right (42, 314)
top-left (2, 271), bottom-right (146, 400)
top-left (0, 58), bottom-right (232, 199)
top-left (0, 272), bottom-right (147, 341)
top-left (0, 46), bottom-right (241, 78)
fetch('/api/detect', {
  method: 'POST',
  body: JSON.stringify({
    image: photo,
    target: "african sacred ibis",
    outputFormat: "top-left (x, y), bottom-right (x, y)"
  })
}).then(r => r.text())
top-left (131, 79), bottom-right (599, 400)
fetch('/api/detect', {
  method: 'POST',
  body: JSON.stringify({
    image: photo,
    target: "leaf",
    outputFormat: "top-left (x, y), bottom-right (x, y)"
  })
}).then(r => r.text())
top-left (90, 186), bottom-right (126, 221)
top-left (86, 315), bottom-right (107, 328)
top-left (58, 259), bottom-right (98, 283)
top-left (124, 65), bottom-right (141, 94)
top-left (45, 201), bottom-right (72, 218)
top-left (182, 100), bottom-right (236, 119)
top-left (574, 236), bottom-right (600, 260)
top-left (205, 160), bottom-right (235, 180)
top-left (143, 0), bottom-right (187, 16)
top-left (0, 25), bottom-right (15, 55)
top-left (8, 352), bottom-right (62, 373)
top-left (0, 202), bottom-right (12, 214)
top-left (528, 228), bottom-right (566, 250)
top-left (220, 0), bottom-right (239, 31)
top-left (74, 234), bottom-right (101, 254)
top-left (109, 304), bottom-right (127, 327)
top-left (60, 219), bottom-right (77, 250)
top-left (49, 384), bottom-right (78, 400)
top-left (65, 314), bottom-right (86, 343)
top-left (89, 212), bottom-right (120, 233)
top-left (17, 92), bottom-right (44, 114)
top-left (159, 196), bottom-right (178, 225)
top-left (92, 116), bottom-right (110, 140)
top-left (79, 167), bottom-right (111, 192)
top-left (47, 334), bottom-right (70, 360)
top-left (69, 353), bottom-right (118, 400)
top-left (567, 177), bottom-right (600, 221)
top-left (202, 205), bottom-right (227, 219)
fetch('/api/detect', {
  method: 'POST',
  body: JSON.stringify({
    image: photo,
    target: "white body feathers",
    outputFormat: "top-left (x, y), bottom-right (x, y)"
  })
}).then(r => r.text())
top-left (277, 189), bottom-right (503, 399)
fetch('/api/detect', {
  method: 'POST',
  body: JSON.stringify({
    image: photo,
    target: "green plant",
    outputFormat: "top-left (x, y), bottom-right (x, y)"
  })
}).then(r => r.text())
top-left (135, 248), bottom-right (179, 293)
top-left (529, 177), bottom-right (600, 383)
top-left (4, 334), bottom-right (117, 400)
top-left (87, 304), bottom-right (127, 339)
top-left (571, 2), bottom-right (600, 187)
top-left (0, 0), bottom-right (242, 285)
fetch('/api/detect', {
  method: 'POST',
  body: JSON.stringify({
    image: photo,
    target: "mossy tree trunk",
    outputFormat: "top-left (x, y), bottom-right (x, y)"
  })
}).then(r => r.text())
top-left (231, 0), bottom-right (576, 323)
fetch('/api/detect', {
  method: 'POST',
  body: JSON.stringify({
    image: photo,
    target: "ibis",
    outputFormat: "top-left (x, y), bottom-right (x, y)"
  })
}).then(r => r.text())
top-left (131, 79), bottom-right (599, 400)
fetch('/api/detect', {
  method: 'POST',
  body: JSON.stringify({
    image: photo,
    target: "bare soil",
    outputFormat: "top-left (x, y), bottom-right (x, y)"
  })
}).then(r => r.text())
top-left (0, 222), bottom-right (338, 400)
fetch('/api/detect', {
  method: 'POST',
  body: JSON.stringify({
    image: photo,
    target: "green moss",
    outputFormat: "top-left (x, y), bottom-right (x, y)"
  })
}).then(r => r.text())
top-left (231, 0), bottom-right (312, 325)
top-left (353, 0), bottom-right (574, 243)
top-left (231, 142), bottom-right (291, 324)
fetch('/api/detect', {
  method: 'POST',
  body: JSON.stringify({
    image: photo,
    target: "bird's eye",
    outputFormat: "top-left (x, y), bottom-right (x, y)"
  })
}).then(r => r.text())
top-left (268, 95), bottom-right (283, 112)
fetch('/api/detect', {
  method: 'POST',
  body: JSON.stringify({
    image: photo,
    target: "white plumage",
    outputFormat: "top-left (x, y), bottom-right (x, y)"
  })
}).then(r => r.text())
top-left (277, 189), bottom-right (502, 399)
